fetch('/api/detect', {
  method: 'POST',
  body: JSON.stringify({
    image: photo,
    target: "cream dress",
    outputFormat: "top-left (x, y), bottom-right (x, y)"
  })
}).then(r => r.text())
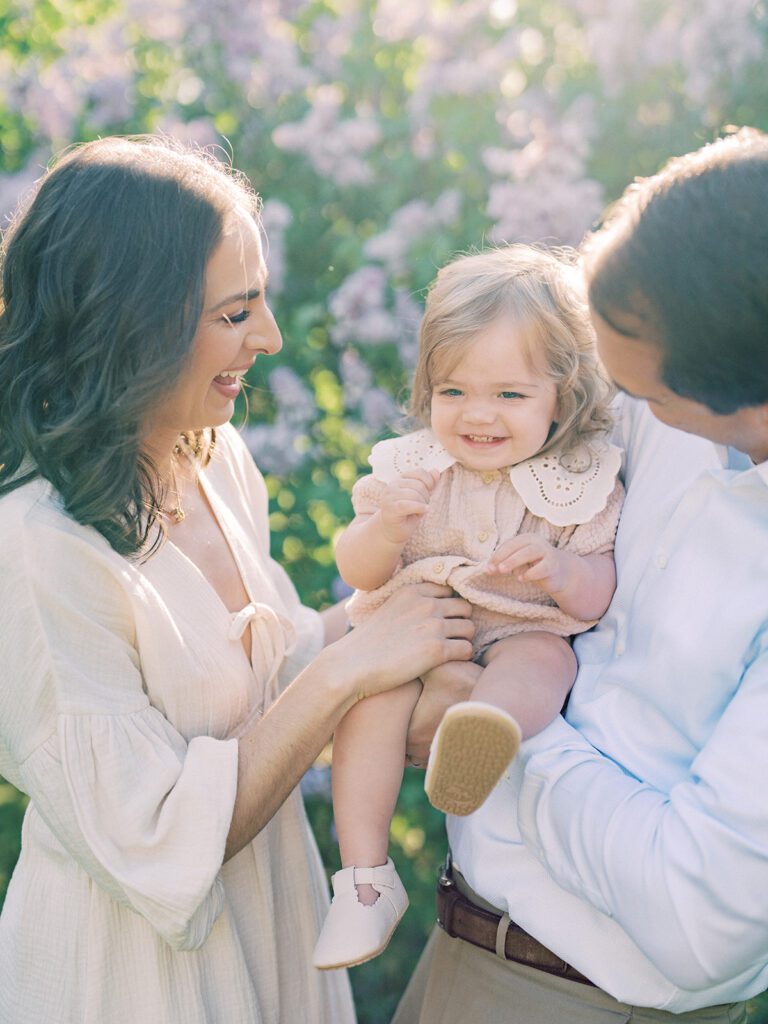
top-left (0, 425), bottom-right (354, 1024)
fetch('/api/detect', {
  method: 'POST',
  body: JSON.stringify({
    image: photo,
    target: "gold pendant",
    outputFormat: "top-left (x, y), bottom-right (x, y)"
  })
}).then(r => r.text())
top-left (169, 506), bottom-right (185, 524)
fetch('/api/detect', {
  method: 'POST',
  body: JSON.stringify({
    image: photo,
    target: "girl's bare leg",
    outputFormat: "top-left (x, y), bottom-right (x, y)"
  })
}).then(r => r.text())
top-left (332, 679), bottom-right (421, 904)
top-left (424, 633), bottom-right (576, 816)
top-left (474, 631), bottom-right (576, 737)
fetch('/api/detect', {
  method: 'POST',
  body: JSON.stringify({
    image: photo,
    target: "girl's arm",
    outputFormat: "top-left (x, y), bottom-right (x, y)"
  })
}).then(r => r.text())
top-left (488, 536), bottom-right (616, 621)
top-left (335, 469), bottom-right (440, 591)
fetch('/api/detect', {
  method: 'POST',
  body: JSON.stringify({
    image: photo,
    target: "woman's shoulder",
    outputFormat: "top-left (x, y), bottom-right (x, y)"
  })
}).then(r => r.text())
top-left (0, 475), bottom-right (137, 592)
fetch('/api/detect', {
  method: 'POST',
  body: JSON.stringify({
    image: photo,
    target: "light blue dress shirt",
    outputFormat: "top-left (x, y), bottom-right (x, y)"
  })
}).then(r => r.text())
top-left (449, 395), bottom-right (765, 1011)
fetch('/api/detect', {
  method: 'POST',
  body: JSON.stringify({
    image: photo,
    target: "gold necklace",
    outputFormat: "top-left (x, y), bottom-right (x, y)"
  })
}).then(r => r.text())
top-left (163, 460), bottom-right (186, 524)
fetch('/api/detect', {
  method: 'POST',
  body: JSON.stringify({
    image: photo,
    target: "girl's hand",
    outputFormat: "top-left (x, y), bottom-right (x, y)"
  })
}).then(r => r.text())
top-left (487, 533), bottom-right (568, 594)
top-left (332, 583), bottom-right (474, 702)
top-left (378, 469), bottom-right (440, 545)
top-left (405, 660), bottom-right (482, 767)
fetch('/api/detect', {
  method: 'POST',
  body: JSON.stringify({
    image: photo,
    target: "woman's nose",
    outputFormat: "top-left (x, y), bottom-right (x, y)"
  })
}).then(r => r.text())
top-left (245, 308), bottom-right (282, 355)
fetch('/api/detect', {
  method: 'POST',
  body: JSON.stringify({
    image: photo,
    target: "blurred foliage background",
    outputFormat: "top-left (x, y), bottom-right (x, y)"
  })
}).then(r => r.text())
top-left (1, 0), bottom-right (768, 1020)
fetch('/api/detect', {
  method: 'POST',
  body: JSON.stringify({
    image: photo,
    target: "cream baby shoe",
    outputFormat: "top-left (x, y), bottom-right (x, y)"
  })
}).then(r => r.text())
top-left (425, 701), bottom-right (522, 816)
top-left (313, 858), bottom-right (409, 970)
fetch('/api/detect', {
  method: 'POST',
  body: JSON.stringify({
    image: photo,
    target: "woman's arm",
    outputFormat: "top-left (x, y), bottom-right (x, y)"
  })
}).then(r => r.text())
top-left (319, 599), bottom-right (350, 645)
top-left (224, 583), bottom-right (474, 859)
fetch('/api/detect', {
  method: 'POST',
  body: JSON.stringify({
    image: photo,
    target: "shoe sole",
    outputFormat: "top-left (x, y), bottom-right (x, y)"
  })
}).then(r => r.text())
top-left (425, 703), bottom-right (522, 816)
top-left (314, 928), bottom-right (396, 971)
top-left (313, 902), bottom-right (407, 971)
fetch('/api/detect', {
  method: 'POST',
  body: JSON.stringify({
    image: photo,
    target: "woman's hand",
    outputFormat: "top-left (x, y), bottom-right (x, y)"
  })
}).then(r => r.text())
top-left (405, 659), bottom-right (482, 767)
top-left (329, 583), bottom-right (474, 705)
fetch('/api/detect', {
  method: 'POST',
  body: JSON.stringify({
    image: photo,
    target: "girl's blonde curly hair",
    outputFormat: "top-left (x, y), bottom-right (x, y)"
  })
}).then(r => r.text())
top-left (409, 244), bottom-right (613, 459)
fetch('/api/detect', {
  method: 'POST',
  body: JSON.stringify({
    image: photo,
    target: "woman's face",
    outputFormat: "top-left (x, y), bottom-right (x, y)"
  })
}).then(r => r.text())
top-left (145, 208), bottom-right (282, 454)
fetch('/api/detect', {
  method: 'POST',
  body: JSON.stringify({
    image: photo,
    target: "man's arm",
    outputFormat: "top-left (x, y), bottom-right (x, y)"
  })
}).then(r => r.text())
top-left (517, 640), bottom-right (768, 991)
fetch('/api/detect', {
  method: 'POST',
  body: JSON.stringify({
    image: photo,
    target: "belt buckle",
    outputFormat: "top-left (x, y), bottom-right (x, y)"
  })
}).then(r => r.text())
top-left (437, 853), bottom-right (460, 937)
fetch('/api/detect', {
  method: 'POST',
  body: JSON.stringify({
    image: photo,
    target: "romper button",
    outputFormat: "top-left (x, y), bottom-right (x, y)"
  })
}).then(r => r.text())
top-left (433, 561), bottom-right (444, 574)
top-left (477, 531), bottom-right (489, 543)
top-left (482, 471), bottom-right (496, 484)
top-left (655, 552), bottom-right (667, 569)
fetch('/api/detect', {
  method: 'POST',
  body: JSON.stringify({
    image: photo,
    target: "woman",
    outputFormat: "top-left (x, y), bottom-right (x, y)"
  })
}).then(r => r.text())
top-left (0, 136), bottom-right (474, 1024)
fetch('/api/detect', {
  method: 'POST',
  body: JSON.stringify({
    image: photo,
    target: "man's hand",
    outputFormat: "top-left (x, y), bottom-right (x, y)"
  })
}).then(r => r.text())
top-left (405, 660), bottom-right (482, 767)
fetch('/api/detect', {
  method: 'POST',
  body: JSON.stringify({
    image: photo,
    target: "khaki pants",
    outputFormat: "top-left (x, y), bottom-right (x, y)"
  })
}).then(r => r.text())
top-left (391, 928), bottom-right (747, 1024)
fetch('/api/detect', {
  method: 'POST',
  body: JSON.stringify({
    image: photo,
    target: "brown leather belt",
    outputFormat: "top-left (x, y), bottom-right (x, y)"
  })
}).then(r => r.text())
top-left (436, 856), bottom-right (596, 987)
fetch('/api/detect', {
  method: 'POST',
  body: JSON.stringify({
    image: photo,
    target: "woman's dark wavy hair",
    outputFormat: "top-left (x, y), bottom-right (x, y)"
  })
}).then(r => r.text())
top-left (584, 126), bottom-right (768, 415)
top-left (0, 135), bottom-right (259, 556)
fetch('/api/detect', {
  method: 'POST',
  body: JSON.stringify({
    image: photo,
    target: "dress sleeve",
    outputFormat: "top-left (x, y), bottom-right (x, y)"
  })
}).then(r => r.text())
top-left (557, 477), bottom-right (625, 557)
top-left (1, 508), bottom-right (239, 952)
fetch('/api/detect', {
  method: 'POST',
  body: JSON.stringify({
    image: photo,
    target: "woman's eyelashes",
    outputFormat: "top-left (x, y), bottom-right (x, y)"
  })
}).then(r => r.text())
top-left (222, 308), bottom-right (251, 326)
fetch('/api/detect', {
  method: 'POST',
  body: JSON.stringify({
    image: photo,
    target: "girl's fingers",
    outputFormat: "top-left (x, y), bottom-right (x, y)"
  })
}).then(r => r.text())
top-left (389, 499), bottom-right (430, 518)
top-left (521, 562), bottom-right (552, 582)
top-left (493, 547), bottom-right (540, 573)
top-left (400, 468), bottom-right (441, 487)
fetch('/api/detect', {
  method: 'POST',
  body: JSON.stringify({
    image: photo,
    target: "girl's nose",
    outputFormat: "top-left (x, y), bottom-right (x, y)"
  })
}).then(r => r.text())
top-left (463, 403), bottom-right (494, 424)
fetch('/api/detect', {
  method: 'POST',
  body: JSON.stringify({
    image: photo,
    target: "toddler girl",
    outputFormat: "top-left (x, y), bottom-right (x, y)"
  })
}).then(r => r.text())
top-left (313, 245), bottom-right (624, 971)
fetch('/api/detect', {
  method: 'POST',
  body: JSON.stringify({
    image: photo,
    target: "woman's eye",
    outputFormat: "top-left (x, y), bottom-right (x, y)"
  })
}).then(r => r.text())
top-left (223, 309), bottom-right (250, 326)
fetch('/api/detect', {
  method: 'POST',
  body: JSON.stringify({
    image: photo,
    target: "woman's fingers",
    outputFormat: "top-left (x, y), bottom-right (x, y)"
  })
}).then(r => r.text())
top-left (444, 616), bottom-right (475, 639)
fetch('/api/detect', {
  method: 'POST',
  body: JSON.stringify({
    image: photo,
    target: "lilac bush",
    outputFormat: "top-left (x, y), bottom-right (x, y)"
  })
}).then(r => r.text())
top-left (3, 0), bottom-right (768, 684)
top-left (2, 0), bottom-right (766, 609)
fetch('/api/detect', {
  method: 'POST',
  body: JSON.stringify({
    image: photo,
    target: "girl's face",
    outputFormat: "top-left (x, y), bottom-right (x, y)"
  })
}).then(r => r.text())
top-left (144, 209), bottom-right (282, 455)
top-left (429, 314), bottom-right (558, 471)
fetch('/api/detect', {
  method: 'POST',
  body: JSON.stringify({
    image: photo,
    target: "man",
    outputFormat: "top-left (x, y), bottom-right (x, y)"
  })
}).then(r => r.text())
top-left (396, 128), bottom-right (768, 1023)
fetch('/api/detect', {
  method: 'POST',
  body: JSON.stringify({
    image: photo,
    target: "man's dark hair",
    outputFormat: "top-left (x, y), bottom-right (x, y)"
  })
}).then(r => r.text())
top-left (585, 127), bottom-right (768, 415)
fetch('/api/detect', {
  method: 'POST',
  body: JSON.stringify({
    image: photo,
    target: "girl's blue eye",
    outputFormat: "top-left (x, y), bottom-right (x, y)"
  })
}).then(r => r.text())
top-left (440, 388), bottom-right (463, 397)
top-left (224, 309), bottom-right (250, 325)
top-left (500, 391), bottom-right (524, 400)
